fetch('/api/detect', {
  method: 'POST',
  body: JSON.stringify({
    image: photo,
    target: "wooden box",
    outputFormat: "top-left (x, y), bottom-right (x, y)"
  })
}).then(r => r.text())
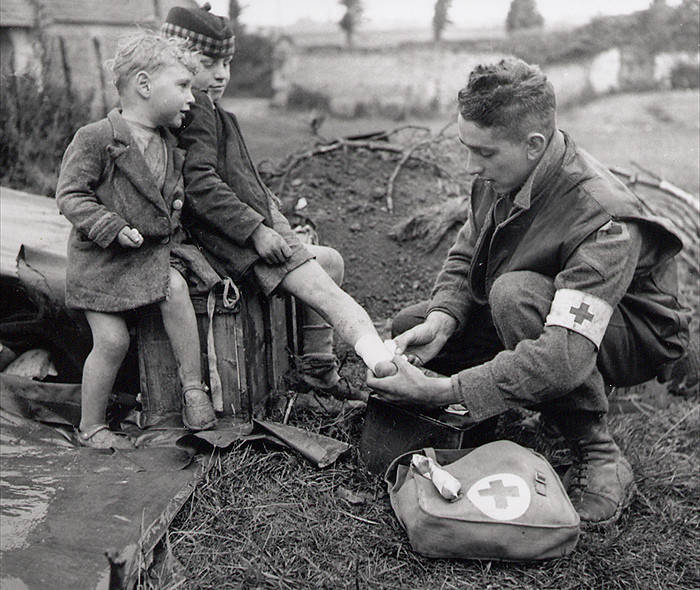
top-left (137, 280), bottom-right (298, 426)
top-left (359, 395), bottom-right (496, 475)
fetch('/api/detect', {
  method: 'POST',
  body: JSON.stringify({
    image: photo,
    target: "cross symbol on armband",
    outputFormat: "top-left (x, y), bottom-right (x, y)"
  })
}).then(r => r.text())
top-left (569, 302), bottom-right (595, 325)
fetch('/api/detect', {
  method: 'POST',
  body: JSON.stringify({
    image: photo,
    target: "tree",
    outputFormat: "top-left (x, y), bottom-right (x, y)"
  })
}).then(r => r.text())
top-left (225, 0), bottom-right (274, 97)
top-left (670, 0), bottom-right (700, 51)
top-left (432, 0), bottom-right (452, 42)
top-left (339, 0), bottom-right (363, 47)
top-left (228, 0), bottom-right (244, 36)
top-left (505, 0), bottom-right (544, 33)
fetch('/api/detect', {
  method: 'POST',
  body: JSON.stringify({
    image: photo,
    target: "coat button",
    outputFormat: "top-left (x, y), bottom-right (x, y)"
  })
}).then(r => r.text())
top-left (160, 236), bottom-right (170, 245)
top-left (172, 199), bottom-right (183, 210)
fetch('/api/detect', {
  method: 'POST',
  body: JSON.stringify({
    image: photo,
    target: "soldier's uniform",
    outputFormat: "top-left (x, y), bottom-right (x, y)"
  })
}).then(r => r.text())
top-left (393, 129), bottom-right (690, 526)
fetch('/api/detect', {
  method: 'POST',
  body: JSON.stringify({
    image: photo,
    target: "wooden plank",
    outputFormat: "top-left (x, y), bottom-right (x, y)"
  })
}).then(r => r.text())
top-left (137, 305), bottom-right (181, 421)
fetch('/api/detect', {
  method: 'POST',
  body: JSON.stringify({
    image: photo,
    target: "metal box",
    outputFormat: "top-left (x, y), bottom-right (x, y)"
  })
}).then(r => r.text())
top-left (359, 395), bottom-right (496, 475)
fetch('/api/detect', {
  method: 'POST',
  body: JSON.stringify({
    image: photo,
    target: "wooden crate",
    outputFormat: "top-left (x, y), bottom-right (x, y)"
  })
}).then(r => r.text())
top-left (137, 280), bottom-right (298, 426)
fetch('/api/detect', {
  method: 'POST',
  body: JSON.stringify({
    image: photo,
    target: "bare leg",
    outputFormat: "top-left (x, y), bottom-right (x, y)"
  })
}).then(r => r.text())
top-left (158, 268), bottom-right (202, 389)
top-left (279, 259), bottom-right (395, 376)
top-left (303, 243), bottom-right (344, 326)
top-left (299, 245), bottom-right (345, 386)
top-left (280, 259), bottom-right (373, 344)
top-left (159, 268), bottom-right (216, 431)
top-left (81, 311), bottom-right (130, 431)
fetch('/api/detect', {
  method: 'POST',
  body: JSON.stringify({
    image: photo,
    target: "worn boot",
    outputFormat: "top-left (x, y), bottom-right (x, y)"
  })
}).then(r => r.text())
top-left (555, 412), bottom-right (636, 528)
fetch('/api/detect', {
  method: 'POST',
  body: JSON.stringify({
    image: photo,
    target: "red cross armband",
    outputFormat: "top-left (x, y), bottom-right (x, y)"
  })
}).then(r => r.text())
top-left (544, 288), bottom-right (613, 348)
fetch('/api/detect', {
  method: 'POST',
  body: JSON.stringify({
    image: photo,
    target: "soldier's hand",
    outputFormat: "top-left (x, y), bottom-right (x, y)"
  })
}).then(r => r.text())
top-left (393, 311), bottom-right (457, 366)
top-left (366, 355), bottom-right (457, 408)
top-left (251, 224), bottom-right (292, 264)
top-left (117, 226), bottom-right (143, 248)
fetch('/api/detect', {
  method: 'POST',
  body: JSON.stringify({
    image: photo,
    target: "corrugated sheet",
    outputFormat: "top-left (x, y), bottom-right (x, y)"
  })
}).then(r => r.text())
top-left (0, 0), bottom-right (36, 27)
top-left (39, 0), bottom-right (157, 24)
top-left (1, 0), bottom-right (200, 28)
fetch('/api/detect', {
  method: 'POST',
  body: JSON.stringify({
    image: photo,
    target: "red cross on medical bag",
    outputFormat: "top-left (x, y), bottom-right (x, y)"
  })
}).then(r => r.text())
top-left (385, 441), bottom-right (580, 561)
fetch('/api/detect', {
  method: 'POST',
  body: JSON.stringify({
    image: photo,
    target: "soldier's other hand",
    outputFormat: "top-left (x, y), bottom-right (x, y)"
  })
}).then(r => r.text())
top-left (393, 311), bottom-right (457, 366)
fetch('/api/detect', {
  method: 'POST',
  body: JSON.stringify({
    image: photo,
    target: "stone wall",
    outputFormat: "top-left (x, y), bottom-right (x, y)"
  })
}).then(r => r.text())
top-left (44, 24), bottom-right (132, 114)
top-left (274, 43), bottom-right (699, 118)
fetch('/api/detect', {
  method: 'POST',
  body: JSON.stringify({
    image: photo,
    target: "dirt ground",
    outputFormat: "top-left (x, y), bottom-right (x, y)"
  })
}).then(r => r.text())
top-left (265, 144), bottom-right (466, 323)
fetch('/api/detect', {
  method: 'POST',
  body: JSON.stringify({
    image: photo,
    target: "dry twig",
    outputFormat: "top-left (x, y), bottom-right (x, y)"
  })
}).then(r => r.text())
top-left (385, 119), bottom-right (455, 213)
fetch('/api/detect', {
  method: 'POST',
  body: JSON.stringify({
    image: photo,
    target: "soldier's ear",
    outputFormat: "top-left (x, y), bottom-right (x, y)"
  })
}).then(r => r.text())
top-left (526, 133), bottom-right (547, 160)
top-left (134, 71), bottom-right (151, 98)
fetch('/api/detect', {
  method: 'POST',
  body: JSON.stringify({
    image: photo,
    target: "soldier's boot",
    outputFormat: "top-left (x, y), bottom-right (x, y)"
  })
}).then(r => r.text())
top-left (555, 412), bottom-right (636, 528)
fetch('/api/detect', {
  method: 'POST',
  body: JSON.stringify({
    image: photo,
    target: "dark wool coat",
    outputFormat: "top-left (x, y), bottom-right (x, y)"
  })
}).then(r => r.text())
top-left (56, 109), bottom-right (215, 312)
top-left (177, 91), bottom-right (276, 280)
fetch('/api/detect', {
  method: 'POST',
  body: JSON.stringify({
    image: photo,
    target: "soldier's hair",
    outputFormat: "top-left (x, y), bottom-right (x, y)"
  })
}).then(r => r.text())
top-left (458, 58), bottom-right (556, 141)
top-left (106, 30), bottom-right (200, 93)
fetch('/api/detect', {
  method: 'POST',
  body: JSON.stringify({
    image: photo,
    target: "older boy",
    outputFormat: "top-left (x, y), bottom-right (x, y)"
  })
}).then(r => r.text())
top-left (162, 5), bottom-right (396, 395)
top-left (56, 32), bottom-right (220, 446)
top-left (369, 58), bottom-right (690, 527)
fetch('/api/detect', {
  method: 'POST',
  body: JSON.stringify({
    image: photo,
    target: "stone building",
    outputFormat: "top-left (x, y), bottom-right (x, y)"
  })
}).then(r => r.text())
top-left (0, 0), bottom-right (198, 114)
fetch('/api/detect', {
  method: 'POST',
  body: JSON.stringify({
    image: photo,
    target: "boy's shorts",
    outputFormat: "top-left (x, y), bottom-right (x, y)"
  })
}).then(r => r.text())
top-left (252, 207), bottom-right (314, 296)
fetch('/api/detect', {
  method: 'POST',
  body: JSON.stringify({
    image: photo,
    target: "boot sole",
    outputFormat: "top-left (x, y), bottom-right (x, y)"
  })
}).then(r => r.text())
top-left (579, 481), bottom-right (637, 531)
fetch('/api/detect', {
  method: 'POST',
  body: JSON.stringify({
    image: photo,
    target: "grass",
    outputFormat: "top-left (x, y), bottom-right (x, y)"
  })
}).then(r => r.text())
top-left (163, 398), bottom-right (699, 589)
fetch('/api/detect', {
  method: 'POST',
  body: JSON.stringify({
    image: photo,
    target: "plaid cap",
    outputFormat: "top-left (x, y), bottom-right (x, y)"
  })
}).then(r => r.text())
top-left (161, 4), bottom-right (235, 58)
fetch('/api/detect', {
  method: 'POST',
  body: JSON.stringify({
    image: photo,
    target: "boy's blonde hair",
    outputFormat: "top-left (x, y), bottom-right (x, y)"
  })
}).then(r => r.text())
top-left (106, 30), bottom-right (200, 92)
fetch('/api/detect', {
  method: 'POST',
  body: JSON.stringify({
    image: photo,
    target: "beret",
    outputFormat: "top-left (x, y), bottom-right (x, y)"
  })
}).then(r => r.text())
top-left (162, 3), bottom-right (235, 58)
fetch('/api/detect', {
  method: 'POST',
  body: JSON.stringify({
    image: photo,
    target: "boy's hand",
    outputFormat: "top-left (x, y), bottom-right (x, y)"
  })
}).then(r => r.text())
top-left (251, 224), bottom-right (292, 264)
top-left (117, 226), bottom-right (144, 248)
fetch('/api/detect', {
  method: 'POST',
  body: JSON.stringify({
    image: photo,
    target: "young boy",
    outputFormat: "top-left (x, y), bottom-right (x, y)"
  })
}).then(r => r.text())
top-left (56, 32), bottom-right (220, 448)
top-left (162, 5), bottom-right (397, 394)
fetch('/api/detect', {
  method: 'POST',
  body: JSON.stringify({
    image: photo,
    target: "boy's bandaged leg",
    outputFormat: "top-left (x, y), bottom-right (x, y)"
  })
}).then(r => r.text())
top-left (355, 334), bottom-right (398, 377)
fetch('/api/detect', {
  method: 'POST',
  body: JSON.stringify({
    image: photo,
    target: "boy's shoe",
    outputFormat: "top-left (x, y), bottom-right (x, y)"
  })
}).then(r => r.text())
top-left (77, 424), bottom-right (135, 449)
top-left (300, 353), bottom-right (367, 402)
top-left (182, 384), bottom-right (217, 432)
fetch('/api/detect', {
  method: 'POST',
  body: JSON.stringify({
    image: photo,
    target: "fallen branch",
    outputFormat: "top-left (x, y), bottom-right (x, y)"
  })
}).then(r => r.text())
top-left (385, 119), bottom-right (456, 213)
top-left (611, 166), bottom-right (699, 280)
top-left (270, 139), bottom-right (408, 198)
top-left (266, 122), bottom-right (456, 202)
top-left (390, 196), bottom-right (470, 251)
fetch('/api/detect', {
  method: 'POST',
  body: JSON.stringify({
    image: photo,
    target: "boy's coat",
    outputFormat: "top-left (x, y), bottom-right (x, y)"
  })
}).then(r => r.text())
top-left (56, 110), bottom-right (188, 311)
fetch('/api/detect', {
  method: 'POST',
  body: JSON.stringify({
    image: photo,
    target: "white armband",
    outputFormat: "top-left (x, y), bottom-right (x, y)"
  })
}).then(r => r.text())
top-left (544, 288), bottom-right (613, 348)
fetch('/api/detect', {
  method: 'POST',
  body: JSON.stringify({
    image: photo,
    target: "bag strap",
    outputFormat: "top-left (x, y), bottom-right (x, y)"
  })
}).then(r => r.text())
top-left (206, 277), bottom-right (240, 413)
top-left (423, 447), bottom-right (438, 462)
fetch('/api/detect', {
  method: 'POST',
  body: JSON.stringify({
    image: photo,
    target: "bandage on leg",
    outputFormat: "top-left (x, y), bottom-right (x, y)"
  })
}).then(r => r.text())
top-left (354, 334), bottom-right (398, 377)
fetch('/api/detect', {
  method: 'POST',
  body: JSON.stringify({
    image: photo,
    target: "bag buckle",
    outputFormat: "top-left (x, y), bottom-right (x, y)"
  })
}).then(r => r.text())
top-left (535, 471), bottom-right (547, 496)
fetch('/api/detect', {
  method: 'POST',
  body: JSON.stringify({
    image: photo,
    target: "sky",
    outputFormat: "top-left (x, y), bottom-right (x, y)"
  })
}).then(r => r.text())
top-left (206, 0), bottom-right (681, 30)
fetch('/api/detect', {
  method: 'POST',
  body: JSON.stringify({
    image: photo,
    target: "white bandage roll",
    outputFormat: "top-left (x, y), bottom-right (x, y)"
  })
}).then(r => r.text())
top-left (411, 454), bottom-right (462, 501)
top-left (355, 334), bottom-right (394, 372)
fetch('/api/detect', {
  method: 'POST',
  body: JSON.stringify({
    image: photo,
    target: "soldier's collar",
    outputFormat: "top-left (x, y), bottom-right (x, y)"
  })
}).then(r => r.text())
top-left (512, 129), bottom-right (566, 210)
